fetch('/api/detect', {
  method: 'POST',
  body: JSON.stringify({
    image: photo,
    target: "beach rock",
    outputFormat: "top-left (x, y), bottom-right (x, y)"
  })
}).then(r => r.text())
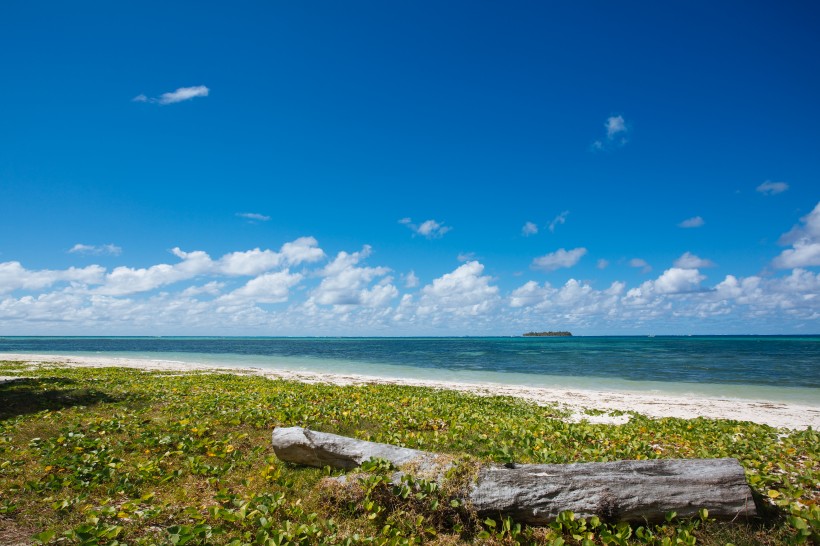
top-left (272, 426), bottom-right (757, 524)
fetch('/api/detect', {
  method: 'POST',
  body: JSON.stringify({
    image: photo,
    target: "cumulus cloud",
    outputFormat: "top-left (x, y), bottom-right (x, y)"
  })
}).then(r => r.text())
top-left (311, 246), bottom-right (396, 307)
top-left (629, 258), bottom-right (652, 273)
top-left (236, 212), bottom-right (271, 222)
top-left (134, 85), bottom-right (210, 105)
top-left (280, 237), bottom-right (326, 265)
top-left (756, 181), bottom-right (789, 195)
top-left (531, 248), bottom-right (587, 272)
top-left (0, 262), bottom-right (105, 294)
top-left (404, 271), bottom-right (419, 288)
top-left (418, 261), bottom-right (500, 317)
top-left (457, 252), bottom-right (476, 263)
top-left (181, 282), bottom-right (225, 297)
top-left (592, 115), bottom-right (628, 150)
top-left (597, 259), bottom-right (609, 270)
top-left (548, 211), bottom-right (569, 233)
top-left (68, 243), bottom-right (122, 256)
top-left (99, 249), bottom-right (211, 296)
top-left (521, 222), bottom-right (538, 236)
top-left (217, 249), bottom-right (284, 276)
top-left (708, 269), bottom-right (820, 319)
top-left (606, 115), bottom-right (626, 138)
top-left (678, 216), bottom-right (705, 228)
top-left (510, 278), bottom-right (624, 309)
top-left (96, 238), bottom-right (325, 296)
top-left (2, 228), bottom-right (819, 334)
top-left (773, 243), bottom-right (820, 269)
top-left (623, 267), bottom-right (707, 308)
top-left (651, 268), bottom-right (706, 294)
top-left (220, 270), bottom-right (303, 305)
top-left (674, 252), bottom-right (716, 269)
top-left (400, 218), bottom-right (451, 239)
top-left (778, 203), bottom-right (820, 246)
top-left (773, 202), bottom-right (820, 269)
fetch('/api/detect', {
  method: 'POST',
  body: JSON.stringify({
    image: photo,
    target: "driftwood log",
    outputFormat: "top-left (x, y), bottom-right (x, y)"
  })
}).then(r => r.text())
top-left (272, 426), bottom-right (757, 524)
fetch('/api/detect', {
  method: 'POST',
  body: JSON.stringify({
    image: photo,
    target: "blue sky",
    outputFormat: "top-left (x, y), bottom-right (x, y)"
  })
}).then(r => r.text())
top-left (1, 1), bottom-right (818, 335)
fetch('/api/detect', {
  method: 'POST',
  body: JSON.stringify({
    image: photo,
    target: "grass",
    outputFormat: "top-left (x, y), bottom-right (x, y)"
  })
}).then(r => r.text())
top-left (0, 360), bottom-right (817, 545)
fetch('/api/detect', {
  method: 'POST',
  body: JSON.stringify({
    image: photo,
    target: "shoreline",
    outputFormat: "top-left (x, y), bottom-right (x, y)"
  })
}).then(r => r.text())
top-left (2, 352), bottom-right (819, 430)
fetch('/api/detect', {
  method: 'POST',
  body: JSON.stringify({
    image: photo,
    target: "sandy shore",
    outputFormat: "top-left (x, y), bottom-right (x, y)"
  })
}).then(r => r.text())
top-left (2, 352), bottom-right (818, 430)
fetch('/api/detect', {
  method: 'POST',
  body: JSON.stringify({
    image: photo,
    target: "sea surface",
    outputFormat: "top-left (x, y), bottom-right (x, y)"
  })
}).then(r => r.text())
top-left (1, 336), bottom-right (818, 404)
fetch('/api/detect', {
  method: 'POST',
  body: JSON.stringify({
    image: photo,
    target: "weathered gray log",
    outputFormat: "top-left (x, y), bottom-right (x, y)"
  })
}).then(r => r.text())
top-left (272, 426), bottom-right (757, 524)
top-left (271, 426), bottom-right (451, 476)
top-left (469, 458), bottom-right (756, 524)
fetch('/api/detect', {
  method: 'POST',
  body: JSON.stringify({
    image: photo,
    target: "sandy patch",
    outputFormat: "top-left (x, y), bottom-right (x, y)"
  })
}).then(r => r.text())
top-left (1, 352), bottom-right (817, 430)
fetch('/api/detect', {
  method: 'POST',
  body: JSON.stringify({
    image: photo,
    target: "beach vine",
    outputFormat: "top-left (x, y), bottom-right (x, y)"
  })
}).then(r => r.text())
top-left (0, 361), bottom-right (817, 545)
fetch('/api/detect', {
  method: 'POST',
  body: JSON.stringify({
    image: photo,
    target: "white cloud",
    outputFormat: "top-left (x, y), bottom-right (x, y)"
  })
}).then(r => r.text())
top-left (777, 202), bottom-right (820, 246)
top-left (418, 220), bottom-right (450, 238)
top-left (311, 246), bottom-right (395, 307)
top-left (404, 271), bottom-right (419, 288)
top-left (217, 249), bottom-right (284, 276)
top-left (597, 259), bottom-right (609, 270)
top-left (772, 242), bottom-right (820, 270)
top-left (773, 202), bottom-right (820, 269)
top-left (236, 212), bottom-right (271, 222)
top-left (216, 238), bottom-right (323, 276)
top-left (2, 229), bottom-right (819, 335)
top-left (629, 258), bottom-right (652, 273)
top-left (133, 85), bottom-right (209, 105)
top-left (0, 262), bottom-right (105, 294)
top-left (651, 268), bottom-right (706, 294)
top-left (400, 218), bottom-right (452, 239)
top-left (181, 282), bottom-right (225, 297)
top-left (509, 280), bottom-right (543, 308)
top-left (280, 237), bottom-right (326, 265)
top-left (606, 115), bottom-right (626, 138)
top-left (548, 211), bottom-right (569, 233)
top-left (69, 243), bottom-right (122, 256)
top-left (97, 238), bottom-right (325, 296)
top-left (418, 261), bottom-right (500, 317)
top-left (99, 251), bottom-right (210, 296)
top-left (678, 216), bottom-right (705, 228)
top-left (756, 181), bottom-right (789, 195)
top-left (708, 269), bottom-right (820, 318)
top-left (592, 115), bottom-right (628, 150)
top-left (531, 248), bottom-right (587, 271)
top-left (220, 270), bottom-right (303, 305)
top-left (623, 267), bottom-right (706, 307)
top-left (674, 252), bottom-right (715, 269)
top-left (521, 221), bottom-right (538, 236)
top-left (508, 279), bottom-right (625, 332)
top-left (457, 252), bottom-right (476, 263)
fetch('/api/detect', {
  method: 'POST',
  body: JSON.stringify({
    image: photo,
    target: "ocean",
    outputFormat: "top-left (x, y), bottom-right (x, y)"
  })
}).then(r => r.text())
top-left (1, 336), bottom-right (818, 404)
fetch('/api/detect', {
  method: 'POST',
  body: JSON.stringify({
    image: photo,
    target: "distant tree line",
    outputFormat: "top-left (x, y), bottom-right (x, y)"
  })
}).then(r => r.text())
top-left (522, 331), bottom-right (572, 337)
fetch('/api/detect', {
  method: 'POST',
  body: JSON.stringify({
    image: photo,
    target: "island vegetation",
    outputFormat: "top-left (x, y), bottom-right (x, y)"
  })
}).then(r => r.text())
top-left (522, 331), bottom-right (573, 337)
top-left (0, 360), bottom-right (817, 545)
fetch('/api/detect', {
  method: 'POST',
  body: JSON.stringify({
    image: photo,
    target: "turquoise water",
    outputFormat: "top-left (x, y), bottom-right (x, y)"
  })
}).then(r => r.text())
top-left (1, 336), bottom-right (818, 404)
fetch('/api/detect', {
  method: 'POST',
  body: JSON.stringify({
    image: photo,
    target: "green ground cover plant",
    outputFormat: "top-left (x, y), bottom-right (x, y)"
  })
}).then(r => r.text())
top-left (0, 361), bottom-right (817, 545)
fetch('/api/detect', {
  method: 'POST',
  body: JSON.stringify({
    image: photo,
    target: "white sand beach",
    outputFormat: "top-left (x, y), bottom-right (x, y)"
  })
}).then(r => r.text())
top-left (2, 352), bottom-right (818, 430)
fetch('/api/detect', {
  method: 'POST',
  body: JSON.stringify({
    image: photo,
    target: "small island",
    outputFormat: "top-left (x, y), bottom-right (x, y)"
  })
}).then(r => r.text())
top-left (522, 331), bottom-right (572, 337)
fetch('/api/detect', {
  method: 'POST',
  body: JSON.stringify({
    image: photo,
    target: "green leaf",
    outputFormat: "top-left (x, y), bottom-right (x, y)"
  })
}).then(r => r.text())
top-left (32, 530), bottom-right (56, 544)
